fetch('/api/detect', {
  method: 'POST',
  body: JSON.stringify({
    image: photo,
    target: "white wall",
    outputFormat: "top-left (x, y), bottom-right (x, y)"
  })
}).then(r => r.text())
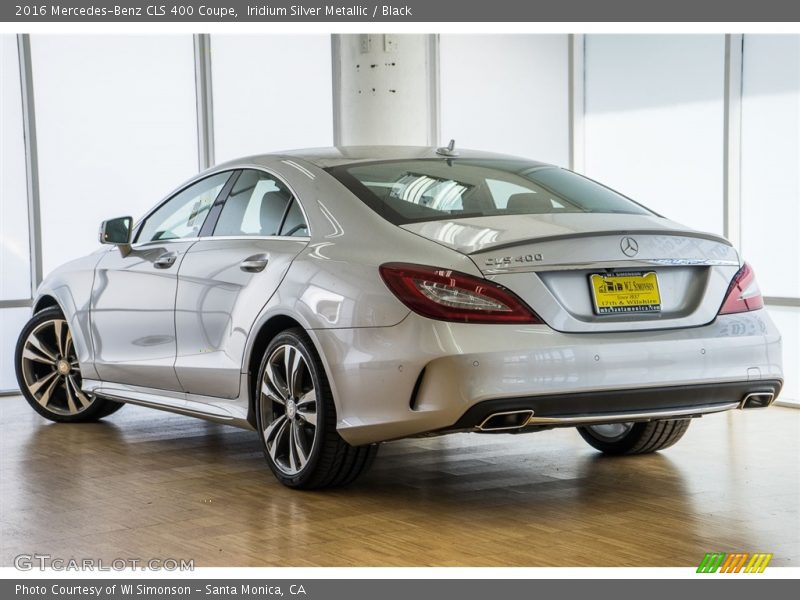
top-left (583, 35), bottom-right (726, 235)
top-left (337, 34), bottom-right (435, 146)
top-left (31, 35), bottom-right (199, 278)
top-left (741, 35), bottom-right (800, 404)
top-left (741, 35), bottom-right (800, 299)
top-left (210, 35), bottom-right (333, 163)
top-left (1, 35), bottom-right (30, 300)
top-left (0, 35), bottom-right (31, 391)
top-left (440, 35), bottom-right (570, 166)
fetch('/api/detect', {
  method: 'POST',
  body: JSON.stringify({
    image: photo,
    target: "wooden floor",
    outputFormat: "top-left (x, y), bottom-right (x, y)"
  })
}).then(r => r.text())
top-left (1, 396), bottom-right (798, 567)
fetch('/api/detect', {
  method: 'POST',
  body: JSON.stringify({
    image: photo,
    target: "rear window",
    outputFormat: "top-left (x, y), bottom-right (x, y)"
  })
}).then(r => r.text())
top-left (327, 158), bottom-right (653, 225)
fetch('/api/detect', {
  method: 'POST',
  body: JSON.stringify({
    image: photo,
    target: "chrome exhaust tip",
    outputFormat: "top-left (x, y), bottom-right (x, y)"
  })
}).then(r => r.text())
top-left (739, 392), bottom-right (775, 409)
top-left (477, 410), bottom-right (534, 431)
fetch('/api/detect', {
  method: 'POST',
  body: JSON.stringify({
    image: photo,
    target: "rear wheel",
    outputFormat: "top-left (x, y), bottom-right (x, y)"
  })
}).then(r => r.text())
top-left (15, 307), bottom-right (124, 422)
top-left (255, 328), bottom-right (377, 489)
top-left (577, 419), bottom-right (691, 455)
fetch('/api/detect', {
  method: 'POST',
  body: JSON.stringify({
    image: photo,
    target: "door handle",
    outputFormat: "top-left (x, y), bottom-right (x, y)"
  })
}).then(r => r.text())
top-left (239, 254), bottom-right (269, 273)
top-left (154, 252), bottom-right (178, 269)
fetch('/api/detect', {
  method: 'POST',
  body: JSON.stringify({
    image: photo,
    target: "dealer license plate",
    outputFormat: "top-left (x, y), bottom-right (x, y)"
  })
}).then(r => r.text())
top-left (589, 272), bottom-right (661, 315)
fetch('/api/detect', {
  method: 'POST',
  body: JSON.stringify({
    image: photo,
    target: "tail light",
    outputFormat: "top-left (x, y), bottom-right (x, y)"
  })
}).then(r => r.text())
top-left (379, 263), bottom-right (543, 324)
top-left (718, 262), bottom-right (764, 315)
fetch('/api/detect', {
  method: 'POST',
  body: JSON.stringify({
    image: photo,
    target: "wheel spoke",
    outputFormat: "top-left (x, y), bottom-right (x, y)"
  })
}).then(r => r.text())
top-left (23, 346), bottom-right (55, 365)
top-left (296, 390), bottom-right (317, 427)
top-left (265, 361), bottom-right (288, 401)
top-left (35, 374), bottom-right (61, 408)
top-left (26, 332), bottom-right (57, 362)
top-left (288, 422), bottom-right (299, 472)
top-left (261, 376), bottom-right (285, 405)
top-left (264, 415), bottom-right (288, 460)
top-left (63, 378), bottom-right (78, 414)
top-left (53, 320), bottom-right (67, 357)
top-left (291, 421), bottom-right (309, 468)
top-left (28, 370), bottom-right (58, 395)
top-left (65, 329), bottom-right (74, 358)
top-left (67, 376), bottom-right (92, 409)
top-left (284, 346), bottom-right (303, 398)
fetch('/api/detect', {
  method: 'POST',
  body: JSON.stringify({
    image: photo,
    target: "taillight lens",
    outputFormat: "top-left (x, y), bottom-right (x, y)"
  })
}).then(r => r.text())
top-left (379, 263), bottom-right (543, 324)
top-left (719, 262), bottom-right (764, 315)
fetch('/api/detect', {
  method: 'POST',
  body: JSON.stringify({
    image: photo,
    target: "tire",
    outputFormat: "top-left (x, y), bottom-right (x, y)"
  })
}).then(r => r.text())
top-left (577, 419), bottom-right (691, 455)
top-left (255, 327), bottom-right (378, 489)
top-left (15, 306), bottom-right (124, 423)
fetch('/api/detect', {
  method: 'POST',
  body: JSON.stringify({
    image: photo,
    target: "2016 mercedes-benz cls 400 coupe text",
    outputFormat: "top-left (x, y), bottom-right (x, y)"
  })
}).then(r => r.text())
top-left (16, 146), bottom-right (783, 488)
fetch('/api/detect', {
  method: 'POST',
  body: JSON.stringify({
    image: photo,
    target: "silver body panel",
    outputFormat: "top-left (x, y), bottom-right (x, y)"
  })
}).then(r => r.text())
top-left (174, 237), bottom-right (308, 398)
top-left (31, 146), bottom-right (784, 445)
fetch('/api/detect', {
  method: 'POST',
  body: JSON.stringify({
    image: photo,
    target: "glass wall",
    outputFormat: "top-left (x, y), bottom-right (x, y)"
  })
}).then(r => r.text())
top-left (440, 35), bottom-right (570, 166)
top-left (584, 35), bottom-right (726, 235)
top-left (1, 36), bottom-right (31, 392)
top-left (31, 35), bottom-right (199, 278)
top-left (1, 36), bottom-right (30, 301)
top-left (741, 35), bottom-right (800, 404)
top-left (210, 35), bottom-right (333, 163)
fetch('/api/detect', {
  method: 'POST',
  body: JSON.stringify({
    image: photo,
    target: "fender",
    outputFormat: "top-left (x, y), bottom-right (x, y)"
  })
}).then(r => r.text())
top-left (32, 250), bottom-right (109, 382)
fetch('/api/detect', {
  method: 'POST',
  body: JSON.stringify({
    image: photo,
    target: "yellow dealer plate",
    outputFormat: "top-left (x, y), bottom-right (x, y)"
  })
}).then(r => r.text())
top-left (589, 272), bottom-right (661, 315)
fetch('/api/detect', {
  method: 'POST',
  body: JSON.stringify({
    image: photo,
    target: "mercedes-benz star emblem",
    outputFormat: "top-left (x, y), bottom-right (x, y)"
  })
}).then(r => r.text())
top-left (620, 236), bottom-right (639, 257)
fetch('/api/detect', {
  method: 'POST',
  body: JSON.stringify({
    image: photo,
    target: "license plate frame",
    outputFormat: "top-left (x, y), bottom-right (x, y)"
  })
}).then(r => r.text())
top-left (589, 271), bottom-right (662, 315)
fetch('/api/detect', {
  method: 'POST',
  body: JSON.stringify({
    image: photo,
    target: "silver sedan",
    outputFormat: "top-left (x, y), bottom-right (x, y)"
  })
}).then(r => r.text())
top-left (15, 146), bottom-right (783, 488)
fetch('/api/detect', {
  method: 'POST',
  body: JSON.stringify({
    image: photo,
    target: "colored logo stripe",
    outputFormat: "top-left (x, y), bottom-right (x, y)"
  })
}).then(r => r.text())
top-left (697, 552), bottom-right (773, 573)
top-left (745, 553), bottom-right (773, 573)
top-left (697, 552), bottom-right (726, 573)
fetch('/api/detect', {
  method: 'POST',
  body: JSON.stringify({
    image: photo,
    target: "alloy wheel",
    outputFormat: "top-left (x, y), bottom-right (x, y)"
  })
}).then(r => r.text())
top-left (585, 422), bottom-right (634, 442)
top-left (259, 344), bottom-right (319, 476)
top-left (19, 318), bottom-right (94, 416)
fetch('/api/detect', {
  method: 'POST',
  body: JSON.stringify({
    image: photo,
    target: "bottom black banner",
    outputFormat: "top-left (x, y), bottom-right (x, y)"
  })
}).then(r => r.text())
top-left (2, 579), bottom-right (796, 600)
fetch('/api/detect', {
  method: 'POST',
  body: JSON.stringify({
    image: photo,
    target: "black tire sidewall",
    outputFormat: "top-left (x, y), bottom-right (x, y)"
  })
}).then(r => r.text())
top-left (577, 422), bottom-right (649, 454)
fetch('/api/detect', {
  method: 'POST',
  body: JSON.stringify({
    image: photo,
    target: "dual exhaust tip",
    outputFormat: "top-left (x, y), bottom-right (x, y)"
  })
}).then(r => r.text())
top-left (478, 410), bottom-right (534, 431)
top-left (477, 391), bottom-right (776, 432)
top-left (739, 392), bottom-right (775, 409)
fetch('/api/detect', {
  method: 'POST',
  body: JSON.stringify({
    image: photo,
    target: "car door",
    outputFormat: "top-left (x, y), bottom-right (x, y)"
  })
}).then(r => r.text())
top-left (91, 171), bottom-right (235, 391)
top-left (174, 168), bottom-right (311, 399)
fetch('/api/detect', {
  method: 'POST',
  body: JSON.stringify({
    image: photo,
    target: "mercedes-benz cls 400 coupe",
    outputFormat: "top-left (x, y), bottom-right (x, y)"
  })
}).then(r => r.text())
top-left (15, 146), bottom-right (783, 488)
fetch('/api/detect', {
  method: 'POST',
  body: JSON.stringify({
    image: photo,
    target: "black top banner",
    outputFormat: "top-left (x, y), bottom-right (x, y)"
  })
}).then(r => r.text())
top-left (4, 0), bottom-right (800, 22)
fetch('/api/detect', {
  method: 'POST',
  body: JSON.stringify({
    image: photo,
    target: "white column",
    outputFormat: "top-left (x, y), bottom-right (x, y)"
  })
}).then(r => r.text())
top-left (332, 34), bottom-right (438, 147)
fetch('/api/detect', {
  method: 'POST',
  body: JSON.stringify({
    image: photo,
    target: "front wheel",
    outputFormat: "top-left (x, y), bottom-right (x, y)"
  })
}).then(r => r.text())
top-left (15, 307), bottom-right (124, 422)
top-left (577, 419), bottom-right (691, 455)
top-left (255, 328), bottom-right (377, 489)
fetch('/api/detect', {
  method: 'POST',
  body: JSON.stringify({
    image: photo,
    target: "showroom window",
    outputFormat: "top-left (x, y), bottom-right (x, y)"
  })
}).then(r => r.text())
top-left (210, 35), bottom-right (333, 162)
top-left (31, 35), bottom-right (199, 275)
top-left (583, 34), bottom-right (726, 235)
top-left (741, 34), bottom-right (800, 405)
top-left (0, 36), bottom-right (32, 392)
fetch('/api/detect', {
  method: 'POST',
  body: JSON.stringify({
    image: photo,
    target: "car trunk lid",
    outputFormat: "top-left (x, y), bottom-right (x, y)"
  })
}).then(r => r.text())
top-left (401, 214), bottom-right (741, 332)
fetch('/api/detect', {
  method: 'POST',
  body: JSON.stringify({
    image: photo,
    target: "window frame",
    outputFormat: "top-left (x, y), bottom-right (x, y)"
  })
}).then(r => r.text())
top-left (132, 170), bottom-right (238, 246)
top-left (206, 167), bottom-right (312, 240)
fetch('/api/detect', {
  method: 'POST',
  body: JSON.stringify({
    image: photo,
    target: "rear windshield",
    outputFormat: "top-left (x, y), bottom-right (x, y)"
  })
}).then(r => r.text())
top-left (327, 158), bottom-right (653, 225)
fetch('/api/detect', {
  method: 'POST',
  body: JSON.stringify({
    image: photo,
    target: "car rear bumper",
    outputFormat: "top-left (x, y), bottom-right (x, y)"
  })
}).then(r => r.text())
top-left (447, 379), bottom-right (783, 432)
top-left (311, 309), bottom-right (783, 445)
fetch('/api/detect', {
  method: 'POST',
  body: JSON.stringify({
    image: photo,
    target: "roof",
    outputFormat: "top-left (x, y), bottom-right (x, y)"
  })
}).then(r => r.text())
top-left (219, 146), bottom-right (553, 170)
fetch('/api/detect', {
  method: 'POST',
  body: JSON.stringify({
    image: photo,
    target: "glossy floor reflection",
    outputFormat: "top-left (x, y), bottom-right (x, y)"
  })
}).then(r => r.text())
top-left (1, 396), bottom-right (797, 567)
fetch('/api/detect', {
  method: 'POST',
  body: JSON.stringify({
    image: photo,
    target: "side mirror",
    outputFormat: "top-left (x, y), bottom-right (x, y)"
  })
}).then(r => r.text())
top-left (99, 216), bottom-right (133, 246)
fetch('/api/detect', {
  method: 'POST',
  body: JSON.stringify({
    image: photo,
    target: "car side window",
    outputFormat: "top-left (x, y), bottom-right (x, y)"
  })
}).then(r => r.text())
top-left (213, 169), bottom-right (308, 238)
top-left (136, 172), bottom-right (231, 243)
